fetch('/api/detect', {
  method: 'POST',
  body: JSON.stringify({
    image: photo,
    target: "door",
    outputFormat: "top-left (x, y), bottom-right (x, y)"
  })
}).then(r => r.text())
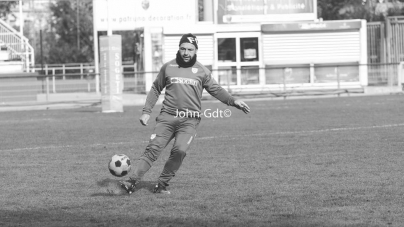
top-left (215, 32), bottom-right (262, 86)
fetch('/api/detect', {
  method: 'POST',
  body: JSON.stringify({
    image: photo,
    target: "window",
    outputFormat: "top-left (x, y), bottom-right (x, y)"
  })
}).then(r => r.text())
top-left (217, 38), bottom-right (236, 62)
top-left (240, 38), bottom-right (259, 62)
top-left (216, 34), bottom-right (261, 86)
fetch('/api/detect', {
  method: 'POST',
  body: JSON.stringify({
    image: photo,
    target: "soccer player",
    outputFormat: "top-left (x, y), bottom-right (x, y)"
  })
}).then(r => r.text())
top-left (120, 33), bottom-right (250, 194)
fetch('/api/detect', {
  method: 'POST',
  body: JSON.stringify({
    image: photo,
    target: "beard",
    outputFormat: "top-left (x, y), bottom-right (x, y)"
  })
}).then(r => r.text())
top-left (176, 51), bottom-right (197, 68)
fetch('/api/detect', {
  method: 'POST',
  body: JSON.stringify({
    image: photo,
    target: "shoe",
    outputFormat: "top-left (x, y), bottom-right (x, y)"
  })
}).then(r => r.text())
top-left (153, 183), bottom-right (170, 194)
top-left (119, 178), bottom-right (138, 195)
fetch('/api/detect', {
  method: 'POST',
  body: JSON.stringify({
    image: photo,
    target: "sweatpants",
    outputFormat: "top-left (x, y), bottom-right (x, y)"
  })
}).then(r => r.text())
top-left (133, 111), bottom-right (200, 186)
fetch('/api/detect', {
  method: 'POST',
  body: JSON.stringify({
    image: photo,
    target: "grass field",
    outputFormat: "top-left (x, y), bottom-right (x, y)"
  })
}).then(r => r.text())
top-left (0, 94), bottom-right (404, 227)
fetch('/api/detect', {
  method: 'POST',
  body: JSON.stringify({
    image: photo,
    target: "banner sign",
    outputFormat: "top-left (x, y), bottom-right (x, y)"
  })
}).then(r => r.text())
top-left (262, 21), bottom-right (362, 32)
top-left (217, 0), bottom-right (316, 24)
top-left (100, 35), bottom-right (124, 113)
top-left (94, 0), bottom-right (196, 31)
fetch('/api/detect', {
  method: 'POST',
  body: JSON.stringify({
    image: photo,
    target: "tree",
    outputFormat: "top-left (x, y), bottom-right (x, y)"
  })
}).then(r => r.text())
top-left (317, 0), bottom-right (404, 21)
top-left (44, 0), bottom-right (94, 64)
top-left (0, 1), bottom-right (17, 20)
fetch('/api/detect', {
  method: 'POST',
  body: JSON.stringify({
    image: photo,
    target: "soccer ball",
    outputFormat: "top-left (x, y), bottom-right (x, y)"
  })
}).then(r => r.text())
top-left (108, 154), bottom-right (131, 177)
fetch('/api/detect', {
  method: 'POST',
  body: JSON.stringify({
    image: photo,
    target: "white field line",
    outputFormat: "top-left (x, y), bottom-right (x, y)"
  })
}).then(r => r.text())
top-left (1, 123), bottom-right (404, 153)
top-left (196, 123), bottom-right (404, 140)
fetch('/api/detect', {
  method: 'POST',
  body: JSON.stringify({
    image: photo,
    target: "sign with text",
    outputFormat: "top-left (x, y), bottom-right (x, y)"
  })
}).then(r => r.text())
top-left (218, 0), bottom-right (316, 24)
top-left (94, 0), bottom-right (196, 31)
top-left (261, 21), bottom-right (362, 32)
top-left (100, 35), bottom-right (124, 113)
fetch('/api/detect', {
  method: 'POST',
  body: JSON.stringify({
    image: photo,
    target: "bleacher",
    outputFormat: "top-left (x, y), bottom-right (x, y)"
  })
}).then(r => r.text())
top-left (0, 19), bottom-right (38, 103)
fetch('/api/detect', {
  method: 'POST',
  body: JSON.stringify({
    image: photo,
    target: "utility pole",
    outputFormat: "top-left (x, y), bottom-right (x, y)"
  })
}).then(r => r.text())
top-left (77, 0), bottom-right (80, 50)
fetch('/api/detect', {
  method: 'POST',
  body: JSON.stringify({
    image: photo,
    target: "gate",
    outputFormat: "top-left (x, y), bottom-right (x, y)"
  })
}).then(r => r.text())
top-left (367, 16), bottom-right (404, 86)
top-left (387, 16), bottom-right (404, 63)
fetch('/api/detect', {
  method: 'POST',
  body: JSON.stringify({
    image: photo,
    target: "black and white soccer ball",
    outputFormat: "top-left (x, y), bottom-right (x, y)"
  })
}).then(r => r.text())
top-left (108, 154), bottom-right (131, 177)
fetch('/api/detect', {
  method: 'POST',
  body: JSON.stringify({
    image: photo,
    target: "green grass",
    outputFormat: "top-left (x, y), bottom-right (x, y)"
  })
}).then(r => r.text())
top-left (1, 95), bottom-right (404, 226)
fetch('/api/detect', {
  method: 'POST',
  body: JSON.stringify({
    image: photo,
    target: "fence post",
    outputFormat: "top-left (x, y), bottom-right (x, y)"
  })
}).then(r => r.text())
top-left (52, 68), bottom-right (56, 93)
top-left (80, 63), bottom-right (83, 79)
top-left (399, 62), bottom-right (404, 90)
top-left (62, 64), bottom-right (66, 80)
top-left (226, 68), bottom-right (230, 93)
top-left (388, 63), bottom-right (393, 87)
top-left (310, 63), bottom-right (314, 84)
top-left (87, 69), bottom-right (93, 92)
top-left (282, 67), bottom-right (287, 99)
top-left (336, 65), bottom-right (340, 97)
top-left (46, 76), bottom-right (49, 102)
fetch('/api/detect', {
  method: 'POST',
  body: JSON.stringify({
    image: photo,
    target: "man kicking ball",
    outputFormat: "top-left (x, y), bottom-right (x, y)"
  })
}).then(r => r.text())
top-left (120, 33), bottom-right (250, 194)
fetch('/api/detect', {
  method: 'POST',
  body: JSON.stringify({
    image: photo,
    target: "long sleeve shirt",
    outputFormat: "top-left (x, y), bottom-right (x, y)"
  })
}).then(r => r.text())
top-left (142, 59), bottom-right (236, 116)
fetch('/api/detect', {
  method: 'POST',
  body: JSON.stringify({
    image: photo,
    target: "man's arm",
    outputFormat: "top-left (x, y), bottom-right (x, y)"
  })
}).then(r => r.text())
top-left (140, 64), bottom-right (167, 126)
top-left (203, 74), bottom-right (250, 114)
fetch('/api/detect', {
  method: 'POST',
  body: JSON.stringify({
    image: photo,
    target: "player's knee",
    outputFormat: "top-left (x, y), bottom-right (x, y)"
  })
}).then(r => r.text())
top-left (174, 148), bottom-right (187, 158)
top-left (142, 143), bottom-right (164, 162)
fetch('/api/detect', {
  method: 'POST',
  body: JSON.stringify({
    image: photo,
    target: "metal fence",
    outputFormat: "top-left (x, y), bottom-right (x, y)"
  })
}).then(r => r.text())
top-left (0, 62), bottom-right (402, 104)
top-left (32, 63), bottom-right (147, 94)
top-left (367, 63), bottom-right (401, 86)
top-left (367, 17), bottom-right (404, 65)
top-left (388, 17), bottom-right (404, 63)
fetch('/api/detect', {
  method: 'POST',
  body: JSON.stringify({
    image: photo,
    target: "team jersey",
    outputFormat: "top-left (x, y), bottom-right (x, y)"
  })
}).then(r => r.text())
top-left (142, 59), bottom-right (236, 116)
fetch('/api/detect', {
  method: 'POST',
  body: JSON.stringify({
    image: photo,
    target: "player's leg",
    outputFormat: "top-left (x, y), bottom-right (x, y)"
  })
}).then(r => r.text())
top-left (155, 117), bottom-right (200, 193)
top-left (121, 112), bottom-right (176, 194)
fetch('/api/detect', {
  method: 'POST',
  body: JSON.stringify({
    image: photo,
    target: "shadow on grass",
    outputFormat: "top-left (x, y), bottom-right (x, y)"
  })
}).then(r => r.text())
top-left (92, 178), bottom-right (156, 196)
top-left (0, 208), bottom-right (370, 227)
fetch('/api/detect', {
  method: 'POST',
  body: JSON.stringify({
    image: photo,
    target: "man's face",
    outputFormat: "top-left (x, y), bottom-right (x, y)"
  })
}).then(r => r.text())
top-left (179, 43), bottom-right (197, 62)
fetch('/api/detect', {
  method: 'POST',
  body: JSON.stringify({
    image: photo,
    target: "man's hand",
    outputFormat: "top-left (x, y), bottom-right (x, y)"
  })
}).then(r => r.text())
top-left (234, 99), bottom-right (250, 114)
top-left (139, 114), bottom-right (151, 126)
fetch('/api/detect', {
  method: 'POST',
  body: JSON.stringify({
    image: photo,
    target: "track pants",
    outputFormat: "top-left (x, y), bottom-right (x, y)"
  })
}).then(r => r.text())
top-left (134, 111), bottom-right (200, 186)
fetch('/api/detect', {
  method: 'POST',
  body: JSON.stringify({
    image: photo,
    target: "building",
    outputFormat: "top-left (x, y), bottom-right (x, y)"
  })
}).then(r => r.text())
top-left (97, 0), bottom-right (369, 94)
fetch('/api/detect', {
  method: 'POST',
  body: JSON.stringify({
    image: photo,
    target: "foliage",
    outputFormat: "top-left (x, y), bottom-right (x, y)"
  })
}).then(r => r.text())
top-left (317, 0), bottom-right (404, 21)
top-left (4, 0), bottom-right (403, 65)
top-left (39, 0), bottom-right (137, 65)
top-left (0, 1), bottom-right (16, 20)
top-left (44, 0), bottom-right (94, 64)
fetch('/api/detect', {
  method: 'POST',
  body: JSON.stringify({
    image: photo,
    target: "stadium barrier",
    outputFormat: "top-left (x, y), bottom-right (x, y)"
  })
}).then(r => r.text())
top-left (0, 62), bottom-right (402, 105)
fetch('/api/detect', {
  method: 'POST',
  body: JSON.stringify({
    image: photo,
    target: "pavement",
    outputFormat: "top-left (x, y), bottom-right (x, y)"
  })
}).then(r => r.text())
top-left (0, 87), bottom-right (402, 112)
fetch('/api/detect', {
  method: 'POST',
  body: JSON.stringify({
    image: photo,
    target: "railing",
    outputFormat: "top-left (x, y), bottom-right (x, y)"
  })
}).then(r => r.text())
top-left (388, 16), bottom-right (404, 63)
top-left (0, 62), bottom-right (399, 104)
top-left (0, 18), bottom-right (35, 72)
top-left (28, 62), bottom-right (403, 94)
top-left (367, 22), bottom-right (385, 64)
top-left (31, 63), bottom-right (147, 94)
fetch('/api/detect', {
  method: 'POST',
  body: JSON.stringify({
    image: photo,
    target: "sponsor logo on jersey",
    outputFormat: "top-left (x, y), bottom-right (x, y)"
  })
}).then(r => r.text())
top-left (170, 77), bottom-right (198, 86)
top-left (192, 68), bottom-right (198, 74)
top-left (169, 64), bottom-right (179, 67)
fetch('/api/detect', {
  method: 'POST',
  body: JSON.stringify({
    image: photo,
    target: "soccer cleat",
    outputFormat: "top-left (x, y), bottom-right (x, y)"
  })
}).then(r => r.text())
top-left (153, 183), bottom-right (171, 194)
top-left (119, 178), bottom-right (138, 195)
